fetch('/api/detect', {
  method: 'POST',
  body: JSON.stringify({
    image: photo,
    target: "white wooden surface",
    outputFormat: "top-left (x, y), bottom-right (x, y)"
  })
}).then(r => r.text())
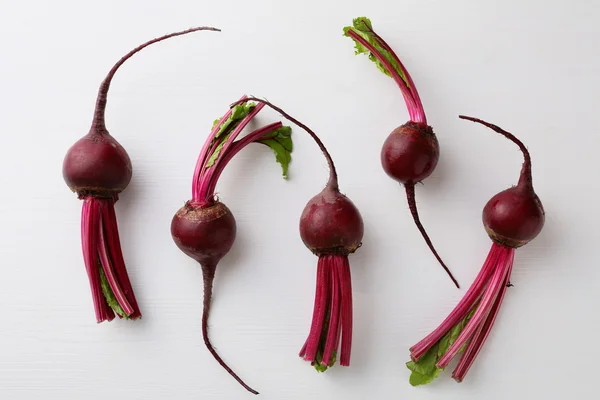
top-left (1, 0), bottom-right (598, 398)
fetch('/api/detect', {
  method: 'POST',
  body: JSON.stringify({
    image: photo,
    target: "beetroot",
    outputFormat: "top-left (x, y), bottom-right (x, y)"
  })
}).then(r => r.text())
top-left (230, 97), bottom-right (364, 371)
top-left (171, 202), bottom-right (236, 265)
top-left (63, 133), bottom-right (132, 196)
top-left (62, 26), bottom-right (219, 322)
top-left (407, 116), bottom-right (545, 385)
top-left (344, 17), bottom-right (459, 288)
top-left (172, 96), bottom-right (293, 394)
top-left (300, 188), bottom-right (363, 255)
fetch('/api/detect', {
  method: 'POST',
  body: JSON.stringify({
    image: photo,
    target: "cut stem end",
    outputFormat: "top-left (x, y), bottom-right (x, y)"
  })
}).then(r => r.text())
top-left (300, 255), bottom-right (353, 371)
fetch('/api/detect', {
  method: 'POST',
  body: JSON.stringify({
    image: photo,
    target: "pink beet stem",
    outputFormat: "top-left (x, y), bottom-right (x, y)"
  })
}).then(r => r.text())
top-left (205, 122), bottom-right (283, 197)
top-left (192, 108), bottom-right (233, 201)
top-left (436, 247), bottom-right (512, 369)
top-left (298, 341), bottom-right (308, 358)
top-left (322, 255), bottom-right (342, 365)
top-left (192, 95), bottom-right (248, 199)
top-left (302, 257), bottom-right (331, 362)
top-left (81, 199), bottom-right (102, 319)
top-left (345, 29), bottom-right (424, 124)
top-left (97, 204), bottom-right (134, 316)
top-left (452, 246), bottom-right (514, 382)
top-left (204, 102), bottom-right (265, 169)
top-left (333, 285), bottom-right (343, 364)
top-left (195, 103), bottom-right (265, 203)
top-left (193, 107), bottom-right (233, 198)
top-left (81, 198), bottom-right (115, 323)
top-left (101, 199), bottom-right (141, 318)
top-left (219, 122), bottom-right (283, 166)
top-left (338, 255), bottom-right (353, 366)
top-left (410, 245), bottom-right (501, 360)
top-left (352, 22), bottom-right (426, 124)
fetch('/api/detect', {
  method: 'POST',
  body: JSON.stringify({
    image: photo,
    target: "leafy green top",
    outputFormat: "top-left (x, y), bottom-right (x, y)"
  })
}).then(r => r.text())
top-left (406, 308), bottom-right (476, 386)
top-left (99, 266), bottom-right (129, 319)
top-left (313, 350), bottom-right (337, 373)
top-left (309, 305), bottom-right (336, 372)
top-left (205, 102), bottom-right (256, 167)
top-left (343, 17), bottom-right (410, 87)
top-left (257, 126), bottom-right (293, 179)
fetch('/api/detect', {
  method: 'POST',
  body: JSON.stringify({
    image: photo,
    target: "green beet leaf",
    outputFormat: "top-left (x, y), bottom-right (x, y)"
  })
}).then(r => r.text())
top-left (206, 102), bottom-right (256, 168)
top-left (406, 307), bottom-right (476, 386)
top-left (313, 349), bottom-right (337, 373)
top-left (343, 16), bottom-right (410, 87)
top-left (99, 265), bottom-right (129, 319)
top-left (258, 126), bottom-right (293, 179)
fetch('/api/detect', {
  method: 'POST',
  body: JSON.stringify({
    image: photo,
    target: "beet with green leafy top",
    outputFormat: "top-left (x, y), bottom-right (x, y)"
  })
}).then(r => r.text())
top-left (344, 17), bottom-right (459, 288)
top-left (172, 96), bottom-right (293, 394)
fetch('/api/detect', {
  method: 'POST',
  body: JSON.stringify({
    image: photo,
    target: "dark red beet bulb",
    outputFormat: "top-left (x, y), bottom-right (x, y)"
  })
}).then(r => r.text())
top-left (300, 186), bottom-right (364, 255)
top-left (171, 201), bottom-right (236, 265)
top-left (483, 185), bottom-right (545, 249)
top-left (381, 122), bottom-right (439, 185)
top-left (407, 116), bottom-right (545, 385)
top-left (229, 97), bottom-right (364, 372)
top-left (62, 26), bottom-right (219, 323)
top-left (345, 17), bottom-right (458, 288)
top-left (63, 132), bottom-right (132, 196)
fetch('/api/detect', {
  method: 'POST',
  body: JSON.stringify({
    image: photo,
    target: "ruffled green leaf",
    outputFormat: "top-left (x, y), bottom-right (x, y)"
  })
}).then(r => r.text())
top-left (257, 126), bottom-right (293, 179)
top-left (343, 16), bottom-right (409, 87)
top-left (99, 265), bottom-right (129, 319)
top-left (407, 307), bottom-right (477, 385)
top-left (206, 102), bottom-right (256, 168)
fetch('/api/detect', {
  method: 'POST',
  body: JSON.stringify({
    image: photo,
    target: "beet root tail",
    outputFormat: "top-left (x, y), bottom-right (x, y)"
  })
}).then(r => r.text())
top-left (405, 183), bottom-right (460, 288)
top-left (200, 263), bottom-right (258, 395)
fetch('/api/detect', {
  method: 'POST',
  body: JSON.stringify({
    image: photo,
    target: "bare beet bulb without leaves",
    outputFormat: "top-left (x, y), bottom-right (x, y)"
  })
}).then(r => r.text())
top-left (171, 97), bottom-right (294, 394)
top-left (230, 98), bottom-right (364, 372)
top-left (407, 116), bottom-right (545, 385)
top-left (62, 26), bottom-right (219, 322)
top-left (344, 17), bottom-right (459, 288)
top-left (298, 184), bottom-right (363, 371)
